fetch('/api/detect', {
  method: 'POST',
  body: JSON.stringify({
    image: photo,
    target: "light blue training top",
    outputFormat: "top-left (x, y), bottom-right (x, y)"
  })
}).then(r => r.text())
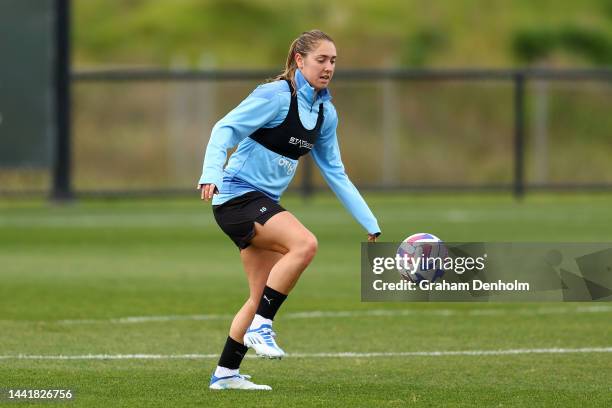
top-left (198, 69), bottom-right (381, 235)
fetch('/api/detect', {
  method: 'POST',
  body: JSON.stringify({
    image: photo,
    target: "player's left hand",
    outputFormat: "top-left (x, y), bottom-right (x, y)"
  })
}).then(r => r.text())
top-left (197, 183), bottom-right (217, 201)
top-left (367, 233), bottom-right (378, 242)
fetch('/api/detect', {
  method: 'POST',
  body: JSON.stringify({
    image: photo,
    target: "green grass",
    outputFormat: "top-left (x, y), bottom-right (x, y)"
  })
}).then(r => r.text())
top-left (1, 193), bottom-right (611, 406)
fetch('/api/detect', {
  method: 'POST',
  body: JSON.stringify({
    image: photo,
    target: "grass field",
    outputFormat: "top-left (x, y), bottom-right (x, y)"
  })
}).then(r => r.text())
top-left (1, 193), bottom-right (611, 407)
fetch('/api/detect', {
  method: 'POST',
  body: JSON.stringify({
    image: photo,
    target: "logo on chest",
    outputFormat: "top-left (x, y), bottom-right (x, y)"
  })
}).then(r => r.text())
top-left (278, 157), bottom-right (296, 176)
top-left (288, 137), bottom-right (313, 150)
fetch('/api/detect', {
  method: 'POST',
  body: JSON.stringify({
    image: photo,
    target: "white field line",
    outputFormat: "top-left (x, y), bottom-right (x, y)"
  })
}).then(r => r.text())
top-left (51, 305), bottom-right (612, 325)
top-left (0, 347), bottom-right (610, 360)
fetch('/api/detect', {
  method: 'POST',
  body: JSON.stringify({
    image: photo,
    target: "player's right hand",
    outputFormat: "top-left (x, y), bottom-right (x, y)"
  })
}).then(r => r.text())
top-left (198, 183), bottom-right (217, 201)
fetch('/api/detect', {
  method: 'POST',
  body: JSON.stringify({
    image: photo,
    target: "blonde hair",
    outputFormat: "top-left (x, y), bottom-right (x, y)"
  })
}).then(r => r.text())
top-left (273, 30), bottom-right (335, 93)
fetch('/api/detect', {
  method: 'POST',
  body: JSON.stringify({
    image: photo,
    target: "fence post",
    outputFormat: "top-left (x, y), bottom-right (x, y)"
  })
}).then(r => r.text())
top-left (513, 71), bottom-right (526, 199)
top-left (533, 78), bottom-right (549, 184)
top-left (51, 0), bottom-right (73, 201)
top-left (381, 77), bottom-right (399, 187)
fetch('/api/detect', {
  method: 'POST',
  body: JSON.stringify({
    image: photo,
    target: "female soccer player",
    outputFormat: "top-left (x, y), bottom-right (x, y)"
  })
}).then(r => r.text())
top-left (199, 30), bottom-right (381, 390)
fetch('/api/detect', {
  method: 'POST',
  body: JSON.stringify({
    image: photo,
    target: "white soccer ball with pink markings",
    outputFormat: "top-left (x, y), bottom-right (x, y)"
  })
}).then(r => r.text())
top-left (397, 233), bottom-right (448, 283)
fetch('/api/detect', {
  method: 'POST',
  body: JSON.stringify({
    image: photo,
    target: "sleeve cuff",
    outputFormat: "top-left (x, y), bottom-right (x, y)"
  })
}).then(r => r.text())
top-left (198, 173), bottom-right (223, 190)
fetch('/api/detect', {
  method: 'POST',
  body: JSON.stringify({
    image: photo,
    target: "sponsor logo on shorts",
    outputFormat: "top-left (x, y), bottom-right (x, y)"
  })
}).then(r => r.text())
top-left (260, 207), bottom-right (267, 213)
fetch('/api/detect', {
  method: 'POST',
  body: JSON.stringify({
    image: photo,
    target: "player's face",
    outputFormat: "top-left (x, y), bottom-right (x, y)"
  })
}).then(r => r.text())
top-left (296, 40), bottom-right (336, 91)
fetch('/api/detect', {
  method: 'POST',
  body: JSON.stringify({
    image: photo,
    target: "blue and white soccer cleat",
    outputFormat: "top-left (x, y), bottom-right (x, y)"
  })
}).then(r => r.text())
top-left (243, 324), bottom-right (285, 359)
top-left (209, 373), bottom-right (272, 390)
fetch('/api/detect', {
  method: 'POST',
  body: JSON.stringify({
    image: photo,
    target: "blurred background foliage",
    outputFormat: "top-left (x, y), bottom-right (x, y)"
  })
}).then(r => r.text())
top-left (73, 0), bottom-right (612, 68)
top-left (5, 0), bottom-right (610, 193)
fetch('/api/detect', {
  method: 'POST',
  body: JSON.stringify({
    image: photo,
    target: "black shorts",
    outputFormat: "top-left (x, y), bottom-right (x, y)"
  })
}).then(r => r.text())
top-left (212, 191), bottom-right (286, 249)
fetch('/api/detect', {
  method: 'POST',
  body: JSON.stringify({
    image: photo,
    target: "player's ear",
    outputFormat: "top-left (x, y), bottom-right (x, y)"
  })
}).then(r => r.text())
top-left (295, 53), bottom-right (304, 70)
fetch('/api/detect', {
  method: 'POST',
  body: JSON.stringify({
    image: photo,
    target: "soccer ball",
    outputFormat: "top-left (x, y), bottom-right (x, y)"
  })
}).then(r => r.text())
top-left (397, 233), bottom-right (448, 283)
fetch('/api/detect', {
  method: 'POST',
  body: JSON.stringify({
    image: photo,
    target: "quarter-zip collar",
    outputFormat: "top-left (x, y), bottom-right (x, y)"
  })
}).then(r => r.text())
top-left (295, 69), bottom-right (332, 105)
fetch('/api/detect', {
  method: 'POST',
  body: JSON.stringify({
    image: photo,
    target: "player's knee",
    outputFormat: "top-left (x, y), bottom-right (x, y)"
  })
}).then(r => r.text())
top-left (295, 233), bottom-right (318, 265)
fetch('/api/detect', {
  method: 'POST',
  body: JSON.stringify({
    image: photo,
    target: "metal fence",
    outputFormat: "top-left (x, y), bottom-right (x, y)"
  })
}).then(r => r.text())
top-left (2, 68), bottom-right (612, 199)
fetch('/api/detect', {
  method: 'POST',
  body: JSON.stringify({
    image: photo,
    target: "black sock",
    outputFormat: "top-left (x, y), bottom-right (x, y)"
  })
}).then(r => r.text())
top-left (217, 336), bottom-right (248, 370)
top-left (256, 285), bottom-right (288, 320)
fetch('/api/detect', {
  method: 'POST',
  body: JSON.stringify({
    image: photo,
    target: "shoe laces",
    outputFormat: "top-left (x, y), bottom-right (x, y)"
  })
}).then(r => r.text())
top-left (261, 328), bottom-right (274, 339)
top-left (234, 376), bottom-right (257, 387)
top-left (256, 326), bottom-right (277, 339)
